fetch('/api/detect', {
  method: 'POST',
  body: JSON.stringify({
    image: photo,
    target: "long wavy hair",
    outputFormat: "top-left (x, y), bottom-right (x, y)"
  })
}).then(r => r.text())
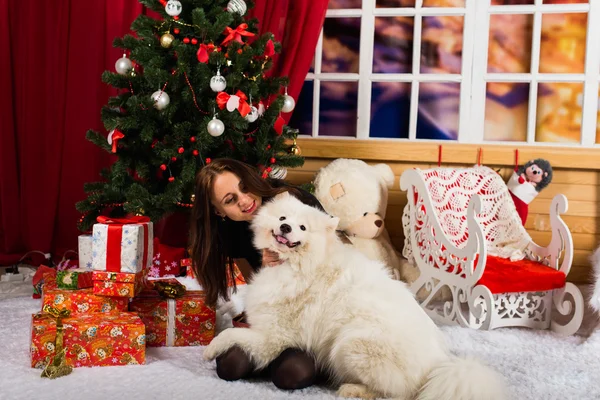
top-left (189, 158), bottom-right (301, 306)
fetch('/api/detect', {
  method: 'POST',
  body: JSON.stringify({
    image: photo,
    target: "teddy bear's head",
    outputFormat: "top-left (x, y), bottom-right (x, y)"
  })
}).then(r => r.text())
top-left (314, 158), bottom-right (395, 239)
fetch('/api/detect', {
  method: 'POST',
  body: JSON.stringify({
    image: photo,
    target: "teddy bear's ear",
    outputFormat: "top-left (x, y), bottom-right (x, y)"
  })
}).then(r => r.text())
top-left (373, 163), bottom-right (395, 188)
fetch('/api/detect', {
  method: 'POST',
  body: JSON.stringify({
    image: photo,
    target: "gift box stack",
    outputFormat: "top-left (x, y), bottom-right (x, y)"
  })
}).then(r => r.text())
top-left (31, 216), bottom-right (228, 376)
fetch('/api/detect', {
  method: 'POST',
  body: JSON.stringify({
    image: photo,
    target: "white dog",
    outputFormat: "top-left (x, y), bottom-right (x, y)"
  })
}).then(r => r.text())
top-left (590, 247), bottom-right (600, 314)
top-left (204, 192), bottom-right (506, 400)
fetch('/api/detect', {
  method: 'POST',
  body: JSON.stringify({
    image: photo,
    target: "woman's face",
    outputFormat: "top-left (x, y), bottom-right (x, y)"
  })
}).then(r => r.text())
top-left (211, 171), bottom-right (262, 222)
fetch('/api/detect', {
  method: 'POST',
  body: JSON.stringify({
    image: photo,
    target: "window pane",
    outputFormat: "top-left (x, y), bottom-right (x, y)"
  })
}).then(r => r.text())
top-left (417, 82), bottom-right (460, 140)
top-left (488, 14), bottom-right (532, 73)
top-left (543, 0), bottom-right (587, 4)
top-left (421, 16), bottom-right (464, 74)
top-left (328, 0), bottom-right (362, 8)
top-left (484, 82), bottom-right (530, 141)
top-left (373, 17), bottom-right (413, 73)
top-left (288, 81), bottom-right (314, 136)
top-left (536, 82), bottom-right (583, 143)
top-left (322, 18), bottom-right (361, 73)
top-left (370, 82), bottom-right (411, 139)
top-left (376, 0), bottom-right (416, 7)
top-left (539, 13), bottom-right (587, 74)
top-left (319, 81), bottom-right (358, 137)
top-left (491, 0), bottom-right (534, 4)
top-left (423, 0), bottom-right (465, 6)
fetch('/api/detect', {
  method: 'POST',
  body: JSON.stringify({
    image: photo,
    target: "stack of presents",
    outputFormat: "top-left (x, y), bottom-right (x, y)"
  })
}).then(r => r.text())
top-left (29, 216), bottom-right (245, 377)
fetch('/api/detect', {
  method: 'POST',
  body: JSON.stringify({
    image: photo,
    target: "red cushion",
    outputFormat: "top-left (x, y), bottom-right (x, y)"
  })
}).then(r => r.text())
top-left (477, 255), bottom-right (566, 294)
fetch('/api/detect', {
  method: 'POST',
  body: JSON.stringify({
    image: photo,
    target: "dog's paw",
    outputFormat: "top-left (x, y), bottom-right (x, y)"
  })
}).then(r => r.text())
top-left (203, 332), bottom-right (235, 361)
top-left (336, 383), bottom-right (378, 399)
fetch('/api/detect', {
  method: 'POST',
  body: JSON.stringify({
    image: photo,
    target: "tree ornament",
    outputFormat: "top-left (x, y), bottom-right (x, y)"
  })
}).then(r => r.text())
top-left (191, 194), bottom-right (196, 202)
top-left (107, 129), bottom-right (125, 153)
top-left (270, 157), bottom-right (276, 164)
top-left (135, 209), bottom-right (145, 216)
top-left (115, 53), bottom-right (132, 75)
top-left (160, 33), bottom-right (174, 48)
top-left (245, 106), bottom-right (259, 123)
top-left (178, 147), bottom-right (184, 154)
top-left (168, 176), bottom-right (175, 182)
top-left (183, 38), bottom-right (190, 44)
top-left (160, 164), bottom-right (167, 171)
top-left (269, 165), bottom-right (288, 180)
top-left (210, 69), bottom-right (227, 92)
top-left (289, 139), bottom-right (301, 155)
top-left (190, 136), bottom-right (196, 142)
top-left (281, 87), bottom-right (296, 113)
top-left (193, 150), bottom-right (199, 156)
top-left (191, 38), bottom-right (198, 45)
top-left (165, 0), bottom-right (182, 17)
top-left (227, 0), bottom-right (247, 15)
top-left (151, 90), bottom-right (170, 110)
top-left (207, 116), bottom-right (225, 137)
top-left (171, 156), bottom-right (177, 161)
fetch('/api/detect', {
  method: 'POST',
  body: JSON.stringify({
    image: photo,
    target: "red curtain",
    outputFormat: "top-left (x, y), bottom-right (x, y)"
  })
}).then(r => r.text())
top-left (250, 0), bottom-right (329, 121)
top-left (0, 0), bottom-right (327, 265)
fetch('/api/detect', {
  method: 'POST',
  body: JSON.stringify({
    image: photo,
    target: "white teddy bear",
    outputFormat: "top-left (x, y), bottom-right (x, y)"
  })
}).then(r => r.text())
top-left (313, 158), bottom-right (408, 281)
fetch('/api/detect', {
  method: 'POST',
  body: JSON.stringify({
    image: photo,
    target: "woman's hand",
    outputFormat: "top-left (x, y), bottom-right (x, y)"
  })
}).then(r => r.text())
top-left (262, 249), bottom-right (282, 267)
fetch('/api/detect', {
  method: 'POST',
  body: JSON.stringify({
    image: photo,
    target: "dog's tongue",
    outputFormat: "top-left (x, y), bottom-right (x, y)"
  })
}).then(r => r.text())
top-left (275, 235), bottom-right (289, 244)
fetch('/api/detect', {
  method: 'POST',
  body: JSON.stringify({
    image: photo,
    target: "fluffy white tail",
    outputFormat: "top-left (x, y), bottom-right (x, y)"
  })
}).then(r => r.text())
top-left (416, 357), bottom-right (506, 400)
top-left (589, 247), bottom-right (600, 313)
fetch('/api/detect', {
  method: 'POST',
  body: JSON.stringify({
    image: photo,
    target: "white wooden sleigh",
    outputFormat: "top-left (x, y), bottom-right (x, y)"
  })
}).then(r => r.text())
top-left (400, 166), bottom-right (584, 336)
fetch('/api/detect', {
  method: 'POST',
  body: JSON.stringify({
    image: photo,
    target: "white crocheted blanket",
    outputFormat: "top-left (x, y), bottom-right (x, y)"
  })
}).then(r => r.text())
top-left (402, 166), bottom-right (532, 262)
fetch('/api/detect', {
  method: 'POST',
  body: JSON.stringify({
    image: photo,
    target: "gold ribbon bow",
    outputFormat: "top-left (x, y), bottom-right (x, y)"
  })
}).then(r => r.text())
top-left (154, 280), bottom-right (186, 299)
top-left (41, 305), bottom-right (73, 379)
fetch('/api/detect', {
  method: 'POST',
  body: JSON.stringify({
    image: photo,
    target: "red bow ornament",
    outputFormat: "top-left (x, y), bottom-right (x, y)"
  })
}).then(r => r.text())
top-left (196, 43), bottom-right (215, 63)
top-left (216, 90), bottom-right (251, 117)
top-left (221, 23), bottom-right (254, 46)
top-left (107, 129), bottom-right (125, 153)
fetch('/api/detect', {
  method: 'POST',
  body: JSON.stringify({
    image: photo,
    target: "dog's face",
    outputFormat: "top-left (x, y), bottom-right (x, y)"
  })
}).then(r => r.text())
top-left (252, 192), bottom-right (339, 257)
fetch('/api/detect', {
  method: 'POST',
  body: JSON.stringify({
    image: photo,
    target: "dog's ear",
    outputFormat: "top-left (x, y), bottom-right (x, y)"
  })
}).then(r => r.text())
top-left (326, 216), bottom-right (340, 232)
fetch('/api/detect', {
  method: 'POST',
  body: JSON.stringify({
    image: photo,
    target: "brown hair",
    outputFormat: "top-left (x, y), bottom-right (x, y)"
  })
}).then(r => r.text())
top-left (189, 158), bottom-right (302, 306)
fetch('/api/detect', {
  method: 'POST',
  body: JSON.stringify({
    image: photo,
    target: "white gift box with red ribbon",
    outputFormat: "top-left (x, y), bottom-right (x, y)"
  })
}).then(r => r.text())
top-left (91, 216), bottom-right (154, 273)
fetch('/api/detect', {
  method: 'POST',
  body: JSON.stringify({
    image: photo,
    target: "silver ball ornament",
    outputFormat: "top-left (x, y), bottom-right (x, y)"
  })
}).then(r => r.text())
top-left (245, 106), bottom-right (259, 123)
top-left (165, 0), bottom-right (182, 17)
top-left (282, 95), bottom-right (296, 113)
top-left (269, 166), bottom-right (288, 180)
top-left (210, 73), bottom-right (227, 92)
top-left (151, 90), bottom-right (170, 110)
top-left (115, 54), bottom-right (132, 75)
top-left (207, 117), bottom-right (225, 137)
top-left (227, 0), bottom-right (247, 15)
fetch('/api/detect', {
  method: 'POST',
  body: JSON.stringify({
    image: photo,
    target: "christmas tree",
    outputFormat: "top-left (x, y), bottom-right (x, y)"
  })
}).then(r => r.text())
top-left (76, 0), bottom-right (304, 232)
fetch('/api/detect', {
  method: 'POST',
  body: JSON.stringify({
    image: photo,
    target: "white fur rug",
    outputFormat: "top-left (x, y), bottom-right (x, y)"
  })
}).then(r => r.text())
top-left (1, 284), bottom-right (599, 400)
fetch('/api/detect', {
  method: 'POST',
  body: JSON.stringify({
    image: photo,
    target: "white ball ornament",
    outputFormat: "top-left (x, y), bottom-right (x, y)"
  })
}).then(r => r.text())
top-left (165, 0), bottom-right (182, 17)
top-left (115, 54), bottom-right (132, 75)
top-left (210, 71), bottom-right (227, 92)
top-left (245, 106), bottom-right (259, 123)
top-left (269, 166), bottom-right (288, 180)
top-left (207, 116), bottom-right (225, 137)
top-left (227, 0), bottom-right (247, 15)
top-left (151, 90), bottom-right (170, 110)
top-left (281, 94), bottom-right (296, 113)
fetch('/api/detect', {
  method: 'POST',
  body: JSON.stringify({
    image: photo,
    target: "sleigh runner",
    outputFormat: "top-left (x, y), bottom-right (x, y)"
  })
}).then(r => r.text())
top-left (399, 166), bottom-right (583, 336)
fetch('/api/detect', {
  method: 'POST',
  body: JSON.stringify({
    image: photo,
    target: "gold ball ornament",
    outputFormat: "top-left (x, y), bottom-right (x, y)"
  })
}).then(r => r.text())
top-left (160, 33), bottom-right (175, 48)
top-left (135, 209), bottom-right (145, 216)
top-left (191, 194), bottom-right (196, 203)
top-left (289, 140), bottom-right (301, 156)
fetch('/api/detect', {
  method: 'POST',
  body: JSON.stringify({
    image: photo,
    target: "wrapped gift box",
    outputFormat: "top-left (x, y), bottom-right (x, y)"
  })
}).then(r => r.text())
top-left (92, 270), bottom-right (146, 298)
top-left (78, 234), bottom-right (93, 269)
top-left (56, 268), bottom-right (93, 290)
top-left (92, 216), bottom-right (153, 273)
top-left (31, 311), bottom-right (145, 369)
top-left (148, 238), bottom-right (186, 278)
top-left (43, 283), bottom-right (129, 315)
top-left (129, 283), bottom-right (215, 347)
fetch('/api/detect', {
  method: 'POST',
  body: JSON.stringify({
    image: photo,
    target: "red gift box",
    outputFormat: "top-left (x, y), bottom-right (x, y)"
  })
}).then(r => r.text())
top-left (129, 285), bottom-right (216, 347)
top-left (148, 238), bottom-right (187, 278)
top-left (92, 270), bottom-right (146, 298)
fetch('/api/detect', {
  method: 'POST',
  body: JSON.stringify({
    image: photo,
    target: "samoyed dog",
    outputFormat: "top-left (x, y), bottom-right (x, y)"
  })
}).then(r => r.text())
top-left (204, 192), bottom-right (506, 400)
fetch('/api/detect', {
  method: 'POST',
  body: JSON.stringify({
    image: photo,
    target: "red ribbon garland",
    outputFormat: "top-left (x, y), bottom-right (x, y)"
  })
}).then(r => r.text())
top-left (221, 23), bottom-right (254, 46)
top-left (216, 90), bottom-right (251, 117)
top-left (96, 216), bottom-right (151, 273)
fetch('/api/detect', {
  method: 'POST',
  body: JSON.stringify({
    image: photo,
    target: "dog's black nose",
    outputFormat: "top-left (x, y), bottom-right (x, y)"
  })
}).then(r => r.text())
top-left (280, 223), bottom-right (292, 234)
top-left (375, 220), bottom-right (383, 228)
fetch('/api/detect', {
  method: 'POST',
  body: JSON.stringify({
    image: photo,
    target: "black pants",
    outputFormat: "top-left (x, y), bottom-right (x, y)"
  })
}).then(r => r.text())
top-left (215, 346), bottom-right (320, 390)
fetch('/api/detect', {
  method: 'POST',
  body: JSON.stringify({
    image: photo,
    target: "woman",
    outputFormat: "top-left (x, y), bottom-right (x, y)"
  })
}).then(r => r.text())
top-left (189, 158), bottom-right (324, 390)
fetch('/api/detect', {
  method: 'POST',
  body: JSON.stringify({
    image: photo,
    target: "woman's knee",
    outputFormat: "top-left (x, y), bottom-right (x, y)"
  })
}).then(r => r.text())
top-left (270, 348), bottom-right (317, 390)
top-left (215, 346), bottom-right (253, 381)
